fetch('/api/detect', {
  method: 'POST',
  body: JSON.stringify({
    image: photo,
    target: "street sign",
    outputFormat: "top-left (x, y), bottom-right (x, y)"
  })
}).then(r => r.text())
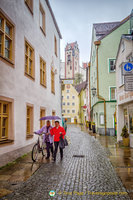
top-left (124, 75), bottom-right (133, 91)
top-left (122, 62), bottom-right (133, 75)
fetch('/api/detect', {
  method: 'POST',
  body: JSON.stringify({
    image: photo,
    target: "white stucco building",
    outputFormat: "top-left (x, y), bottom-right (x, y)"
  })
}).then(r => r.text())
top-left (116, 34), bottom-right (133, 142)
top-left (0, 0), bottom-right (62, 166)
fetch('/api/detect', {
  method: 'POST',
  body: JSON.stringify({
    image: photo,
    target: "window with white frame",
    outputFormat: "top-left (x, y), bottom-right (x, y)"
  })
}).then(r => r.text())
top-left (67, 96), bottom-right (69, 99)
top-left (121, 41), bottom-right (125, 52)
top-left (109, 59), bottom-right (116, 72)
top-left (67, 102), bottom-right (70, 106)
top-left (99, 113), bottom-right (104, 125)
top-left (67, 110), bottom-right (70, 113)
top-left (110, 87), bottom-right (116, 100)
top-left (67, 90), bottom-right (69, 93)
top-left (62, 110), bottom-right (65, 113)
top-left (72, 102), bottom-right (75, 106)
top-left (72, 96), bottom-right (75, 99)
top-left (72, 110), bottom-right (75, 113)
top-left (62, 102), bottom-right (65, 105)
top-left (120, 66), bottom-right (124, 86)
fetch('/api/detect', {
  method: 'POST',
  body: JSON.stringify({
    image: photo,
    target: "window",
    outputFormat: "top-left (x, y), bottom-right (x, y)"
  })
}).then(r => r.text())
top-left (72, 110), bottom-right (75, 113)
top-left (51, 69), bottom-right (55, 93)
top-left (129, 112), bottom-right (133, 133)
top-left (67, 90), bottom-right (69, 93)
top-left (126, 53), bottom-right (133, 62)
top-left (67, 102), bottom-right (70, 106)
top-left (0, 12), bottom-right (14, 62)
top-left (40, 57), bottom-right (46, 87)
top-left (62, 96), bottom-right (63, 99)
top-left (72, 102), bottom-right (75, 106)
top-left (25, 0), bottom-right (33, 13)
top-left (62, 110), bottom-right (65, 113)
top-left (67, 110), bottom-right (70, 113)
top-left (100, 113), bottom-right (104, 125)
top-left (54, 36), bottom-right (57, 56)
top-left (67, 55), bottom-right (71, 61)
top-left (72, 96), bottom-right (75, 99)
top-left (40, 109), bottom-right (45, 128)
top-left (67, 96), bottom-right (69, 99)
top-left (124, 109), bottom-right (128, 128)
top-left (109, 59), bottom-right (116, 72)
top-left (40, 3), bottom-right (46, 35)
top-left (120, 66), bottom-right (124, 86)
top-left (0, 102), bottom-right (9, 141)
top-left (25, 41), bottom-right (34, 79)
top-left (62, 102), bottom-right (65, 105)
top-left (26, 105), bottom-right (33, 136)
top-left (110, 87), bottom-right (116, 100)
top-left (121, 41), bottom-right (125, 52)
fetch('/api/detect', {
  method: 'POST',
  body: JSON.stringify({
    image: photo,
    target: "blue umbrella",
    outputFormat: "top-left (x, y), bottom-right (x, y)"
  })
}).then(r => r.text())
top-left (40, 115), bottom-right (61, 120)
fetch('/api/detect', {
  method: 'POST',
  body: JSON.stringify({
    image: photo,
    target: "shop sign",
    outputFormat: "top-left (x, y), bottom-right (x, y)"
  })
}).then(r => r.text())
top-left (124, 75), bottom-right (133, 91)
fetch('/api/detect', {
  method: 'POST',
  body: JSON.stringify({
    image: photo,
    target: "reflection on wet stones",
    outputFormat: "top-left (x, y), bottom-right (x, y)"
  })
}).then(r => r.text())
top-left (2, 125), bottom-right (130, 200)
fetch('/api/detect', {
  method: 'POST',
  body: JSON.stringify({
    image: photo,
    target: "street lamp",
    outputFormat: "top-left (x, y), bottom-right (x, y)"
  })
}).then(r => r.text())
top-left (91, 87), bottom-right (96, 97)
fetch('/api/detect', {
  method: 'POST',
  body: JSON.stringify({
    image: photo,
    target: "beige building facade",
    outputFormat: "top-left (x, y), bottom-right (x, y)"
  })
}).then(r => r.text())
top-left (0, 0), bottom-right (62, 166)
top-left (62, 81), bottom-right (80, 123)
top-left (116, 34), bottom-right (133, 142)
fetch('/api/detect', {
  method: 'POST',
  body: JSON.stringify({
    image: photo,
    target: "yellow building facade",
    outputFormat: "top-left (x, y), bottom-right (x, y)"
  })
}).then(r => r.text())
top-left (62, 84), bottom-right (80, 123)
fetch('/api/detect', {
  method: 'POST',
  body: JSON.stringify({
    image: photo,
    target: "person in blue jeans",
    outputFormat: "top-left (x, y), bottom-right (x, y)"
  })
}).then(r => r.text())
top-left (35, 120), bottom-right (53, 159)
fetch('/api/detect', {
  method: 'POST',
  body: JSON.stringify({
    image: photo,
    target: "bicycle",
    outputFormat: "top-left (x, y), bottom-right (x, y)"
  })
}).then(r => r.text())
top-left (31, 132), bottom-right (46, 162)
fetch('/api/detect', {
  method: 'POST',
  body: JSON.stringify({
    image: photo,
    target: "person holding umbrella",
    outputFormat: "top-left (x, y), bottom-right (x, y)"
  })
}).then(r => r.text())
top-left (35, 120), bottom-right (53, 159)
top-left (50, 120), bottom-right (66, 162)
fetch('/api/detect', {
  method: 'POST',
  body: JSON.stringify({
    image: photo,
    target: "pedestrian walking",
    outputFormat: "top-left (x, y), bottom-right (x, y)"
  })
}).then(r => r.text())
top-left (64, 118), bottom-right (67, 132)
top-left (35, 120), bottom-right (54, 159)
top-left (50, 121), bottom-right (66, 162)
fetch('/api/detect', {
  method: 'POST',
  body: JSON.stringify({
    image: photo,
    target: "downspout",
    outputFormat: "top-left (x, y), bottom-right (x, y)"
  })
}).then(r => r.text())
top-left (94, 41), bottom-right (107, 136)
top-left (88, 62), bottom-right (91, 120)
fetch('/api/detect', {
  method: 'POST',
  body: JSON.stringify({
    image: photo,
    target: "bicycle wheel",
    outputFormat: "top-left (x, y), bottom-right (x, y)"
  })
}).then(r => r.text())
top-left (41, 145), bottom-right (45, 157)
top-left (32, 144), bottom-right (39, 162)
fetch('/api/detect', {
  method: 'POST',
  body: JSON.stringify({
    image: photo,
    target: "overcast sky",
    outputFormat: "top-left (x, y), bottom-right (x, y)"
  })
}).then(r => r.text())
top-left (49, 0), bottom-right (133, 65)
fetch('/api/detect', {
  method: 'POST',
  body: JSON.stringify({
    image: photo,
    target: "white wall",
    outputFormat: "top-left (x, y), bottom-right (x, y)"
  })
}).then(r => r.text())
top-left (0, 0), bottom-right (61, 155)
top-left (116, 38), bottom-right (133, 141)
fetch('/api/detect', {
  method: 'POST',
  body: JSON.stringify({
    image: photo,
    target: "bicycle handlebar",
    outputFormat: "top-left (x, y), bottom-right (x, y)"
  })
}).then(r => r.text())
top-left (34, 132), bottom-right (43, 136)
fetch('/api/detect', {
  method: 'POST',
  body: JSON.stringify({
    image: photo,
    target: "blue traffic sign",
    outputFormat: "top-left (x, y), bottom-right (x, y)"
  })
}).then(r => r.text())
top-left (124, 63), bottom-right (133, 72)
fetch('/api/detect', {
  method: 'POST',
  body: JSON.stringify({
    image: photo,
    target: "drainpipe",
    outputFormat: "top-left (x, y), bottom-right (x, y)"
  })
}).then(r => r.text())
top-left (88, 62), bottom-right (91, 120)
top-left (94, 41), bottom-right (107, 136)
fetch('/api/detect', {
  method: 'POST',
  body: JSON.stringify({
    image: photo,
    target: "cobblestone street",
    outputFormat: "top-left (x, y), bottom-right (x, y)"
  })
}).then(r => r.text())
top-left (2, 125), bottom-right (130, 200)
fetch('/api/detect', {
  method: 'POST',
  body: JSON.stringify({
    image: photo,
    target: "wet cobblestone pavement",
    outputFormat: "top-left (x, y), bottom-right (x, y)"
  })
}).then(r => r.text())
top-left (2, 125), bottom-right (130, 200)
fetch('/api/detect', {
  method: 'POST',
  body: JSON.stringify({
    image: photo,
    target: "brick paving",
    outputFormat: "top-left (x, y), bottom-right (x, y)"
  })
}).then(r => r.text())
top-left (2, 125), bottom-right (130, 200)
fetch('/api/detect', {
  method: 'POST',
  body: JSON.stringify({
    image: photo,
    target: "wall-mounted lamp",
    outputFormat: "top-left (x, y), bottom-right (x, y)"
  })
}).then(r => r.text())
top-left (91, 87), bottom-right (96, 97)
